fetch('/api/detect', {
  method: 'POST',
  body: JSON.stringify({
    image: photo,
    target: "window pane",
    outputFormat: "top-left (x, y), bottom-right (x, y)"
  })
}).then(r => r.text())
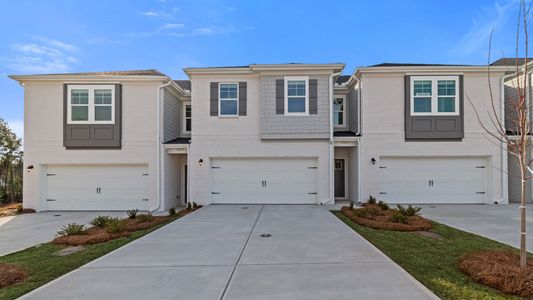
top-left (220, 100), bottom-right (238, 115)
top-left (334, 98), bottom-right (343, 112)
top-left (438, 80), bottom-right (455, 96)
top-left (288, 80), bottom-right (306, 96)
top-left (220, 84), bottom-right (237, 99)
top-left (438, 97), bottom-right (455, 112)
top-left (95, 106), bottom-right (112, 121)
top-left (71, 89), bottom-right (88, 104)
top-left (186, 119), bottom-right (191, 131)
top-left (413, 81), bottom-right (432, 96)
top-left (95, 89), bottom-right (112, 104)
top-left (334, 112), bottom-right (343, 125)
top-left (414, 97), bottom-right (432, 113)
top-left (71, 106), bottom-right (88, 121)
top-left (288, 97), bottom-right (306, 113)
top-left (186, 105), bottom-right (191, 117)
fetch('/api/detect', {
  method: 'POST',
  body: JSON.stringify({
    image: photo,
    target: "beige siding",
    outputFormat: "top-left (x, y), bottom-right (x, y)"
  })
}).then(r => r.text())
top-left (163, 87), bottom-right (180, 142)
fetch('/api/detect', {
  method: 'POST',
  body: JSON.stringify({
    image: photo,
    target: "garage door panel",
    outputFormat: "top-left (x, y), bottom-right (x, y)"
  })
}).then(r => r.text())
top-left (45, 165), bottom-right (149, 211)
top-left (211, 158), bottom-right (317, 204)
top-left (379, 157), bottom-right (488, 204)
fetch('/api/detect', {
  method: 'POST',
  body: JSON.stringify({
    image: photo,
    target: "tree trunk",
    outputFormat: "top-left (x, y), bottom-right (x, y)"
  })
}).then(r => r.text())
top-left (520, 154), bottom-right (528, 269)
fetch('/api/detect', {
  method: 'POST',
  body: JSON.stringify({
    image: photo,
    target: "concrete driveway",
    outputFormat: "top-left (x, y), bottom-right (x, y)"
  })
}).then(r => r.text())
top-left (420, 204), bottom-right (533, 251)
top-left (21, 205), bottom-right (436, 300)
top-left (0, 211), bottom-right (125, 256)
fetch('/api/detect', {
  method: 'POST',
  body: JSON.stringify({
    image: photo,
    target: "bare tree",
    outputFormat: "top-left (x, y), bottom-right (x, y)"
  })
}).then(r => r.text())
top-left (470, 0), bottom-right (531, 268)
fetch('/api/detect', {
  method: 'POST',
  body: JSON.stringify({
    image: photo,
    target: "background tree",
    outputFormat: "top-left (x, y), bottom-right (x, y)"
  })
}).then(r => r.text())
top-left (0, 118), bottom-right (23, 204)
top-left (471, 0), bottom-right (531, 269)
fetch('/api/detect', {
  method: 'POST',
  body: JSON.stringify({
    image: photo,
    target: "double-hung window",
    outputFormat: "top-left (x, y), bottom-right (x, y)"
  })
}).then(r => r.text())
top-left (411, 76), bottom-right (459, 116)
top-left (67, 85), bottom-right (115, 124)
top-left (333, 96), bottom-right (345, 127)
top-left (184, 102), bottom-right (192, 132)
top-left (219, 83), bottom-right (238, 116)
top-left (285, 76), bottom-right (309, 115)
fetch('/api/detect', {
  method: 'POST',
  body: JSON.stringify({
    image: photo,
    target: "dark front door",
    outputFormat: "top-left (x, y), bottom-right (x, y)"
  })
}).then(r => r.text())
top-left (334, 159), bottom-right (345, 198)
top-left (184, 165), bottom-right (188, 204)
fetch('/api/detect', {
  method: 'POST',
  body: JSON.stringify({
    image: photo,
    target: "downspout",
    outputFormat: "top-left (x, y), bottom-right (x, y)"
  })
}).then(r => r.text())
top-left (153, 80), bottom-right (172, 213)
top-left (354, 76), bottom-right (362, 204)
top-left (322, 71), bottom-right (342, 205)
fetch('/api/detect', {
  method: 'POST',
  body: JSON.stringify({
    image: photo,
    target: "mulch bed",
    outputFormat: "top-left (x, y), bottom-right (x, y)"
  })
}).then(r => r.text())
top-left (0, 203), bottom-right (35, 217)
top-left (0, 263), bottom-right (27, 288)
top-left (459, 250), bottom-right (533, 298)
top-left (341, 205), bottom-right (432, 231)
top-left (52, 207), bottom-right (201, 246)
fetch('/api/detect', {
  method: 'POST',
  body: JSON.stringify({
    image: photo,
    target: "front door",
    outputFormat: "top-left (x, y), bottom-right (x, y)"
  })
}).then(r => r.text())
top-left (334, 159), bottom-right (345, 198)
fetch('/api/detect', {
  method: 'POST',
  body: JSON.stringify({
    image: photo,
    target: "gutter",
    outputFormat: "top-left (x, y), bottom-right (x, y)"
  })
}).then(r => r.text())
top-left (153, 80), bottom-right (173, 212)
top-left (322, 71), bottom-right (342, 205)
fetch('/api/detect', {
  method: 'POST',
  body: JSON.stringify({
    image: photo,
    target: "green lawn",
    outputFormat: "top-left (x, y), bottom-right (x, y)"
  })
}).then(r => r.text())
top-left (0, 215), bottom-right (182, 300)
top-left (334, 211), bottom-right (523, 300)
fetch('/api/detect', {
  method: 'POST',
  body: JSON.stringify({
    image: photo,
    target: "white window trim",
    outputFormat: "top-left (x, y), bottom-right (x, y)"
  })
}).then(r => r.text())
top-left (218, 82), bottom-right (239, 117)
top-left (410, 76), bottom-right (460, 116)
top-left (67, 85), bottom-right (115, 124)
top-left (183, 101), bottom-right (191, 133)
top-left (284, 76), bottom-right (309, 116)
top-left (333, 95), bottom-right (346, 127)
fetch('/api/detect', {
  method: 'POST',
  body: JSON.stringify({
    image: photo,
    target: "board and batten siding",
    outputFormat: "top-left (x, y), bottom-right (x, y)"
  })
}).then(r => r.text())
top-left (163, 87), bottom-right (181, 142)
top-left (348, 86), bottom-right (359, 133)
top-left (260, 74), bottom-right (330, 139)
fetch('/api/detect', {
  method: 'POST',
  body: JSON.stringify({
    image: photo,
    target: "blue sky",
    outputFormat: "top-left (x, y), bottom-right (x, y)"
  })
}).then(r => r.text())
top-left (0, 0), bottom-right (523, 138)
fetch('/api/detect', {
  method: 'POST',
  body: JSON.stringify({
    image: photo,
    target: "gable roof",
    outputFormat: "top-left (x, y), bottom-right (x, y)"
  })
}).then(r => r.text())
top-left (174, 80), bottom-right (191, 91)
top-left (336, 75), bottom-right (351, 85)
top-left (490, 58), bottom-right (533, 66)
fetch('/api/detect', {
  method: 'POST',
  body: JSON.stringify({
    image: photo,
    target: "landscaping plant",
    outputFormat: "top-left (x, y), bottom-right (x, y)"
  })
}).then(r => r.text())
top-left (126, 209), bottom-right (139, 219)
top-left (15, 204), bottom-right (22, 213)
top-left (89, 216), bottom-right (111, 228)
top-left (377, 201), bottom-right (389, 210)
top-left (136, 213), bottom-right (154, 223)
top-left (396, 204), bottom-right (421, 217)
top-left (57, 223), bottom-right (86, 236)
top-left (105, 218), bottom-right (128, 234)
top-left (168, 207), bottom-right (176, 216)
top-left (367, 195), bottom-right (377, 205)
top-left (389, 211), bottom-right (408, 224)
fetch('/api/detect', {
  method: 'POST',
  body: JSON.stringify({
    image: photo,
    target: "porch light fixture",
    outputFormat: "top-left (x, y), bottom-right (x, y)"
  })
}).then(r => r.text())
top-left (26, 165), bottom-right (34, 172)
top-left (198, 159), bottom-right (204, 166)
top-left (371, 158), bottom-right (376, 165)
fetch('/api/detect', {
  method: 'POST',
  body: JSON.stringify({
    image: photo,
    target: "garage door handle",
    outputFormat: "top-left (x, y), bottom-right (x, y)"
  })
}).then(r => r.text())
top-left (46, 199), bottom-right (56, 201)
top-left (308, 192), bottom-right (317, 195)
top-left (212, 192), bottom-right (221, 194)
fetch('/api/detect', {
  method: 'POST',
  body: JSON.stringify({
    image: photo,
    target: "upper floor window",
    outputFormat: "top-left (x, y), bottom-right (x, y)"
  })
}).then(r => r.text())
top-left (219, 83), bottom-right (238, 116)
top-left (285, 76), bottom-right (309, 115)
top-left (333, 96), bottom-right (345, 127)
top-left (410, 76), bottom-right (459, 116)
top-left (184, 102), bottom-right (191, 132)
top-left (67, 85), bottom-right (115, 124)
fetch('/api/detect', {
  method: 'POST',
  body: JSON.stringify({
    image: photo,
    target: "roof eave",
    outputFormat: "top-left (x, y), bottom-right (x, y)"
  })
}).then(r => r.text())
top-left (353, 65), bottom-right (511, 78)
top-left (8, 74), bottom-right (169, 83)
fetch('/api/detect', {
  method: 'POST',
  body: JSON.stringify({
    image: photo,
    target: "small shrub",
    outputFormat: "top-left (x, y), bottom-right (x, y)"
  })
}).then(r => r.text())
top-left (397, 204), bottom-right (421, 217)
top-left (377, 201), bottom-right (389, 211)
top-left (367, 195), bottom-right (377, 205)
top-left (105, 218), bottom-right (128, 234)
top-left (349, 201), bottom-right (354, 210)
top-left (127, 209), bottom-right (139, 219)
top-left (137, 213), bottom-right (154, 223)
top-left (168, 207), bottom-right (176, 216)
top-left (186, 202), bottom-right (192, 210)
top-left (57, 223), bottom-right (86, 236)
top-left (389, 211), bottom-right (409, 224)
top-left (90, 216), bottom-right (111, 228)
top-left (192, 202), bottom-right (198, 209)
top-left (15, 204), bottom-right (23, 213)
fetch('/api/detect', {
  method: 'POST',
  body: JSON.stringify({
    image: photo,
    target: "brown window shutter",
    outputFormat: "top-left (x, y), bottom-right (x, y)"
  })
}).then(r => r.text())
top-left (239, 82), bottom-right (247, 116)
top-left (210, 82), bottom-right (219, 116)
top-left (276, 79), bottom-right (284, 114)
top-left (309, 79), bottom-right (318, 114)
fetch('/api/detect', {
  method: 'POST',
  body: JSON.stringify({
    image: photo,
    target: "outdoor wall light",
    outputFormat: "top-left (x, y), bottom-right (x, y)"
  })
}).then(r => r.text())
top-left (198, 159), bottom-right (204, 166)
top-left (371, 158), bottom-right (376, 165)
top-left (26, 165), bottom-right (34, 172)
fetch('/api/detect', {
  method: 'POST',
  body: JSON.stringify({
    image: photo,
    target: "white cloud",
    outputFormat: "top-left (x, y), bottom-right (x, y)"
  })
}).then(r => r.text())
top-left (167, 25), bottom-right (241, 37)
top-left (452, 0), bottom-right (518, 55)
top-left (139, 11), bottom-right (159, 17)
top-left (138, 11), bottom-right (171, 18)
top-left (159, 23), bottom-right (184, 30)
top-left (2, 37), bottom-right (79, 74)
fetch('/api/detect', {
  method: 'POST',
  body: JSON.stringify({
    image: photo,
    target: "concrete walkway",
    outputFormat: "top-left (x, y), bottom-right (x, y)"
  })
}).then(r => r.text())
top-left (420, 204), bottom-right (533, 251)
top-left (21, 205), bottom-right (436, 300)
top-left (0, 211), bottom-right (125, 256)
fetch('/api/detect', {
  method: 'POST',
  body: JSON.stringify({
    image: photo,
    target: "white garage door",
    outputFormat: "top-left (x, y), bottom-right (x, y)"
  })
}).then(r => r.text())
top-left (44, 164), bottom-right (149, 211)
top-left (211, 158), bottom-right (318, 204)
top-left (379, 157), bottom-right (489, 204)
